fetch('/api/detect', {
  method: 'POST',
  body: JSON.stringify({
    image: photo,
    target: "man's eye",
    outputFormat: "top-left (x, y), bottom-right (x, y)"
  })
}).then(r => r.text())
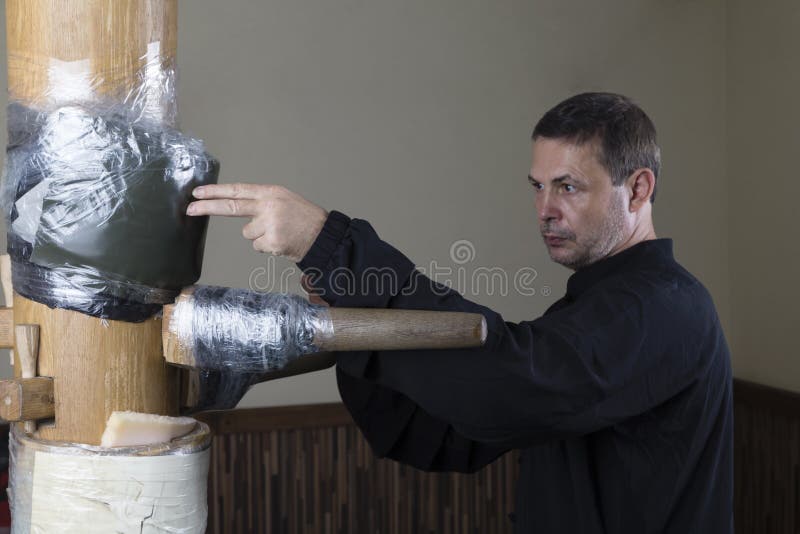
top-left (563, 184), bottom-right (576, 193)
top-left (532, 183), bottom-right (543, 191)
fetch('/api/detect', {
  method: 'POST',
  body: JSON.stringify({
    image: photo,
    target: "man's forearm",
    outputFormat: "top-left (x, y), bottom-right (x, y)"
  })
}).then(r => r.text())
top-left (297, 210), bottom-right (502, 334)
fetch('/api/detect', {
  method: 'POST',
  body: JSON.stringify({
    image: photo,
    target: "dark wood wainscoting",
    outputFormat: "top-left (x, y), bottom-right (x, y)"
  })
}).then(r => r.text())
top-left (197, 379), bottom-right (800, 533)
top-left (734, 380), bottom-right (800, 534)
top-left (198, 405), bottom-right (518, 534)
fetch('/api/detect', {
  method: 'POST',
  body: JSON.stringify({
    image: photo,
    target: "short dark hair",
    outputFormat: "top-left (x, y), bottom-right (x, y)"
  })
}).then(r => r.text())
top-left (532, 92), bottom-right (660, 203)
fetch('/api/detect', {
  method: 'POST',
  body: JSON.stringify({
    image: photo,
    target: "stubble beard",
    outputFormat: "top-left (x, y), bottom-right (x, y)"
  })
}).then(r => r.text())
top-left (548, 193), bottom-right (628, 271)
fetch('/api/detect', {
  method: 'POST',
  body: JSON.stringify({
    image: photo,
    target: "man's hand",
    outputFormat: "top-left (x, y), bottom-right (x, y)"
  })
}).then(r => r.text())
top-left (187, 184), bottom-right (328, 262)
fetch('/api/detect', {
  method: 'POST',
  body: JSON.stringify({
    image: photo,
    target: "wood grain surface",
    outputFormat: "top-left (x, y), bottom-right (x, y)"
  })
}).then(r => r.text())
top-left (5, 0), bottom-right (181, 445)
top-left (0, 308), bottom-right (14, 348)
top-left (6, 0), bottom-right (177, 108)
top-left (162, 296), bottom-right (192, 368)
top-left (734, 379), bottom-right (800, 533)
top-left (200, 403), bottom-right (519, 534)
top-left (13, 294), bottom-right (179, 444)
top-left (0, 377), bottom-right (54, 422)
top-left (321, 307), bottom-right (487, 352)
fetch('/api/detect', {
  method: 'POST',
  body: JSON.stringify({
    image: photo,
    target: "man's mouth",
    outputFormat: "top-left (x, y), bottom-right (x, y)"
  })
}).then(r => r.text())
top-left (542, 234), bottom-right (569, 247)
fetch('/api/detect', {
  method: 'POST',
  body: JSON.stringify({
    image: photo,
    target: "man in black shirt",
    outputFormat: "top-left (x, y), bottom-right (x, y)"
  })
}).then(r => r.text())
top-left (188, 92), bottom-right (733, 533)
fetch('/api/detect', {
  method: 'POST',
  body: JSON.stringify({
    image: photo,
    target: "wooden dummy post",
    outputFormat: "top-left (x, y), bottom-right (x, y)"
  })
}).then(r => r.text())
top-left (1, 2), bottom-right (211, 532)
top-left (5, 0), bottom-right (181, 445)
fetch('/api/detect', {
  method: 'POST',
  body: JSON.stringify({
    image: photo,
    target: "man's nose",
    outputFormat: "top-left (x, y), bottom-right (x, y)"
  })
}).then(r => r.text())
top-left (537, 190), bottom-right (560, 222)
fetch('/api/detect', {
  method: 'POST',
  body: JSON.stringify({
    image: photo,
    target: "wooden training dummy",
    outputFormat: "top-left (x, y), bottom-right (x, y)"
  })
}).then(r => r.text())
top-left (2, 2), bottom-right (212, 532)
top-left (6, 0), bottom-right (181, 447)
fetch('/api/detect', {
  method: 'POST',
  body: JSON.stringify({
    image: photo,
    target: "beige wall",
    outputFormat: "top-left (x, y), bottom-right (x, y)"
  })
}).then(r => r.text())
top-left (727, 0), bottom-right (800, 392)
top-left (0, 0), bottom-right (738, 404)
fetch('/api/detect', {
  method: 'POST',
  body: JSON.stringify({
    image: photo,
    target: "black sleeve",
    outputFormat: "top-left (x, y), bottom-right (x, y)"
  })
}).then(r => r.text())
top-left (298, 211), bottom-right (700, 464)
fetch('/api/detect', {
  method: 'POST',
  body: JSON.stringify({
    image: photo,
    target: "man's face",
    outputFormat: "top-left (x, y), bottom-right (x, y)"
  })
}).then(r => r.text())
top-left (528, 138), bottom-right (629, 270)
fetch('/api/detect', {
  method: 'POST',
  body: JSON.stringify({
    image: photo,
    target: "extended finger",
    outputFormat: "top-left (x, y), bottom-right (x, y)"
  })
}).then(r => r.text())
top-left (187, 198), bottom-right (259, 217)
top-left (192, 183), bottom-right (268, 200)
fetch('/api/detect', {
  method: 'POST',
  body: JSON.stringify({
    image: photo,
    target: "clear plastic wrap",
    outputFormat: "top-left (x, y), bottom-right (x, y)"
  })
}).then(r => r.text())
top-left (8, 424), bottom-right (211, 534)
top-left (2, 51), bottom-right (218, 322)
top-left (169, 286), bottom-right (335, 374)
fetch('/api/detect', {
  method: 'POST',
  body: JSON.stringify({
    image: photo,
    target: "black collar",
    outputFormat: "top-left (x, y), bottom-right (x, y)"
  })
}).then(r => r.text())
top-left (565, 238), bottom-right (674, 298)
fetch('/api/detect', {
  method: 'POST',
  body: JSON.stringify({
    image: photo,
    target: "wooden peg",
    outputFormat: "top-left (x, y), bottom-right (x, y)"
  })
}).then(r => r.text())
top-left (0, 255), bottom-right (13, 366)
top-left (0, 308), bottom-right (14, 349)
top-left (162, 300), bottom-right (192, 368)
top-left (15, 324), bottom-right (40, 434)
top-left (0, 377), bottom-right (54, 421)
top-left (0, 255), bottom-right (12, 306)
top-left (179, 367), bottom-right (201, 410)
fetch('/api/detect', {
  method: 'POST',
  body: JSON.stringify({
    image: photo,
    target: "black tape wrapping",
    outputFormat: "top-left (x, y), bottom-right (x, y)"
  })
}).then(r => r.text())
top-left (183, 370), bottom-right (264, 413)
top-left (2, 103), bottom-right (219, 321)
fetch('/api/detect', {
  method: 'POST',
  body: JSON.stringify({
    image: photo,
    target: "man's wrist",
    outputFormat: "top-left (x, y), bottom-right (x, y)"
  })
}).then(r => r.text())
top-left (297, 210), bottom-right (352, 271)
top-left (294, 207), bottom-right (329, 261)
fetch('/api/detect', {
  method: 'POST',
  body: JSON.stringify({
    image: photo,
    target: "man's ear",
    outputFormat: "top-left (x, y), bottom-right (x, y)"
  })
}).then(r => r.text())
top-left (626, 168), bottom-right (656, 212)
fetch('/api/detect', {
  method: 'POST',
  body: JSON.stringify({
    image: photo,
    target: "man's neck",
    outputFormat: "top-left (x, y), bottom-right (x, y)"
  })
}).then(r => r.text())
top-left (609, 222), bottom-right (657, 258)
